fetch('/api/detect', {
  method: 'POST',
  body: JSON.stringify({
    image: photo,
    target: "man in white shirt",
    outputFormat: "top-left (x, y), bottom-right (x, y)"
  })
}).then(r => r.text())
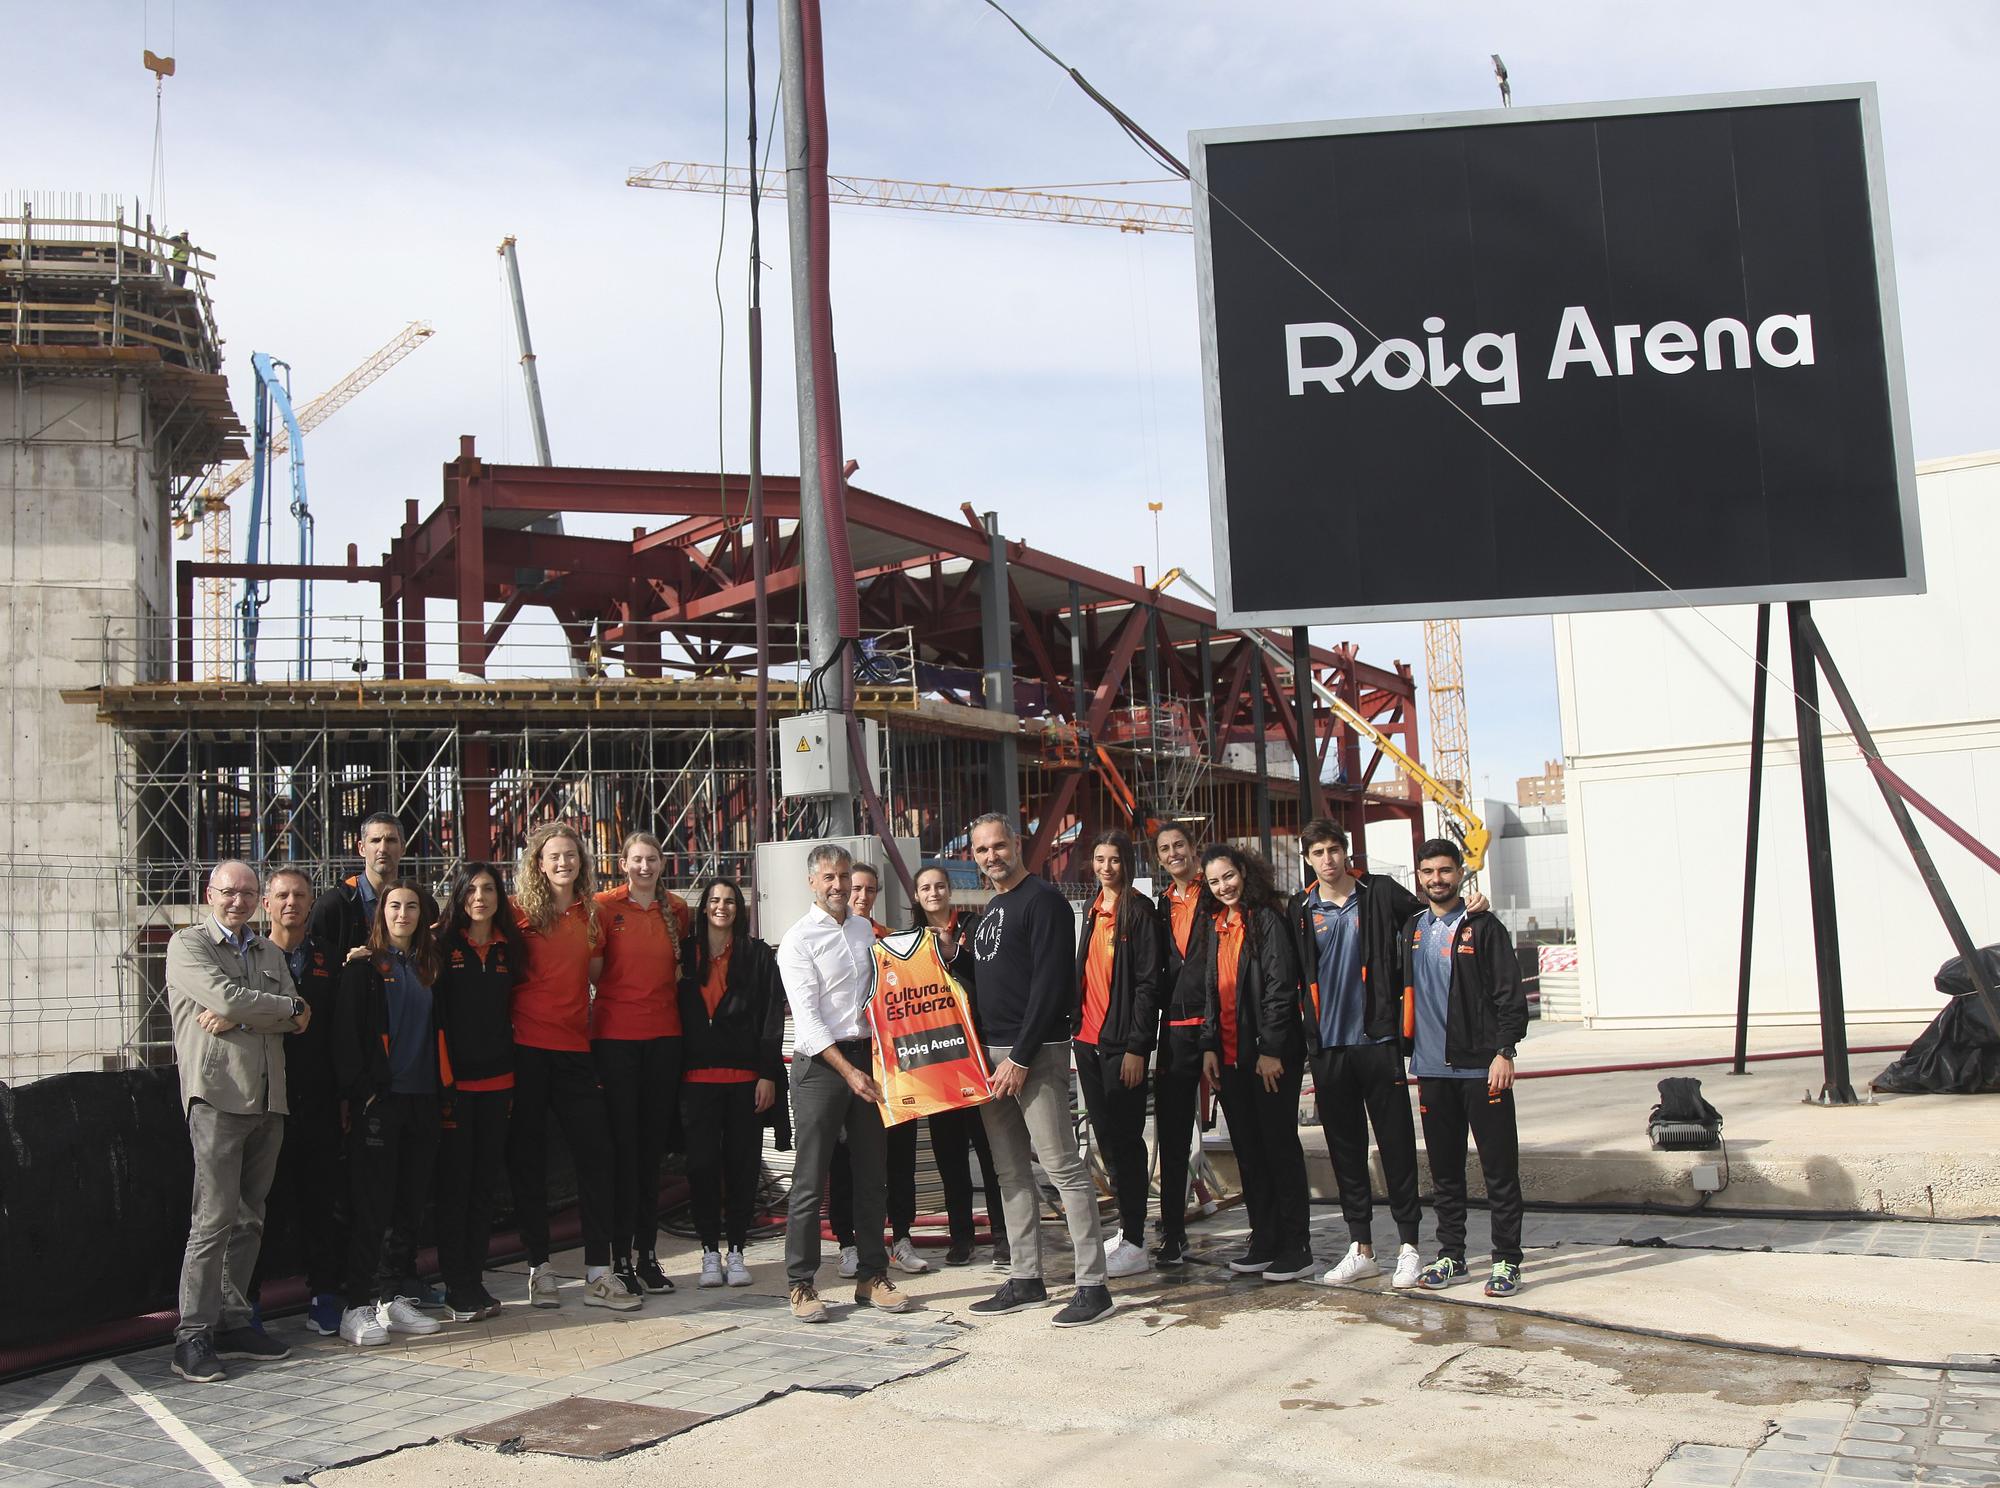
top-left (776, 843), bottom-right (913, 1323)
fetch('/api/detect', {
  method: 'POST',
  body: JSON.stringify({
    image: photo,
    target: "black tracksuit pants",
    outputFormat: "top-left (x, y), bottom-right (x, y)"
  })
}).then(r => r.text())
top-left (508, 1045), bottom-right (616, 1268)
top-left (1312, 1041), bottom-right (1423, 1248)
top-left (1418, 1077), bottom-right (1523, 1266)
top-left (346, 1091), bottom-right (441, 1306)
top-left (436, 1087), bottom-right (510, 1293)
top-left (925, 1105), bottom-right (1003, 1246)
top-left (1151, 1025), bottom-right (1206, 1242)
top-left (1074, 1040), bottom-right (1151, 1247)
top-left (592, 1035), bottom-right (682, 1260)
top-left (1216, 1060), bottom-right (1310, 1259)
top-left (257, 1083), bottom-right (347, 1298)
top-left (681, 1079), bottom-right (763, 1251)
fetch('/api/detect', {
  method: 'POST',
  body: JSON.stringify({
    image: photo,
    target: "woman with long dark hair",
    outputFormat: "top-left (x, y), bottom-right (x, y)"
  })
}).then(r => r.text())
top-left (1191, 844), bottom-right (1314, 1283)
top-left (912, 864), bottom-right (1008, 1267)
top-left (432, 863), bottom-right (525, 1321)
top-left (1072, 829), bottom-right (1165, 1279)
top-left (678, 877), bottom-right (784, 1287)
top-left (508, 822), bottom-right (638, 1312)
top-left (333, 882), bottom-right (446, 1346)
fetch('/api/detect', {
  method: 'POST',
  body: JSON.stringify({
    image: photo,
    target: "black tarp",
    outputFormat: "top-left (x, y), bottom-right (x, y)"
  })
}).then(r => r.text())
top-left (1871, 946), bottom-right (2000, 1095)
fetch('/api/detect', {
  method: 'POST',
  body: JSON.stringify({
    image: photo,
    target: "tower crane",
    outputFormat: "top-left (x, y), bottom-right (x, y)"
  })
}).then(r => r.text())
top-left (629, 160), bottom-right (1480, 858)
top-left (176, 321), bottom-right (435, 680)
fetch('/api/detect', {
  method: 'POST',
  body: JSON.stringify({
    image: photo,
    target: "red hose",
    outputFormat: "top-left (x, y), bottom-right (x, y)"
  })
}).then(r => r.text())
top-left (1388, 1044), bottom-right (1907, 1087)
top-left (797, 0), bottom-right (860, 643)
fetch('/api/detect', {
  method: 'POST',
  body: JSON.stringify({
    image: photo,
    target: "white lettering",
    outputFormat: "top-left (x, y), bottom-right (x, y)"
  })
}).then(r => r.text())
top-left (1284, 322), bottom-right (1357, 395)
top-left (1355, 338), bottom-right (1426, 391)
top-left (1422, 316), bottom-right (1460, 386)
top-left (1548, 306), bottom-right (1612, 379)
top-left (1644, 321), bottom-right (1697, 374)
top-left (1703, 317), bottom-right (1751, 370)
top-left (1462, 332), bottom-right (1520, 406)
top-left (1756, 313), bottom-right (1815, 368)
top-left (1613, 324), bottom-right (1642, 377)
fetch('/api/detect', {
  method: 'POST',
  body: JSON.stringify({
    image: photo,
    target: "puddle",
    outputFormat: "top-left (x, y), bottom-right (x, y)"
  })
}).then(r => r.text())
top-left (1145, 1266), bottom-right (1867, 1409)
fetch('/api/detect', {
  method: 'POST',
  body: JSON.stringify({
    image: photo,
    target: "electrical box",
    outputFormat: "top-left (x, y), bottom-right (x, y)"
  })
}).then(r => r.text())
top-left (1690, 1164), bottom-right (1723, 1193)
top-left (778, 712), bottom-right (882, 798)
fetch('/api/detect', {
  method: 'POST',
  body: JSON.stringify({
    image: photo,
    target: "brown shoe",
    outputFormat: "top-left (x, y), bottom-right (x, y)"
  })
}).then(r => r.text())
top-left (789, 1282), bottom-right (829, 1324)
top-left (854, 1273), bottom-right (915, 1314)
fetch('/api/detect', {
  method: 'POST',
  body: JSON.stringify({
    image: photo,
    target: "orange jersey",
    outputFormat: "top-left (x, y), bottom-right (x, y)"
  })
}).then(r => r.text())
top-left (1077, 893), bottom-right (1118, 1045)
top-left (864, 927), bottom-right (993, 1125)
top-left (590, 886), bottom-right (690, 1040)
top-left (1214, 908), bottom-right (1245, 1066)
top-left (1166, 880), bottom-right (1202, 957)
top-left (510, 898), bottom-right (595, 1052)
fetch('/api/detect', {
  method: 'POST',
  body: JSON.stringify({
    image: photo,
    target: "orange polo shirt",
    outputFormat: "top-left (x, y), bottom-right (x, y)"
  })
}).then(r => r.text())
top-left (1077, 891), bottom-right (1118, 1046)
top-left (1214, 908), bottom-right (1245, 1066)
top-left (510, 898), bottom-right (596, 1052)
top-left (590, 885), bottom-right (691, 1041)
top-left (1165, 880), bottom-right (1201, 957)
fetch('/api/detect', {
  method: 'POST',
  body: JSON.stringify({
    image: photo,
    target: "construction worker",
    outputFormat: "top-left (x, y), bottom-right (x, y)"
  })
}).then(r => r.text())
top-left (169, 231), bottom-right (190, 286)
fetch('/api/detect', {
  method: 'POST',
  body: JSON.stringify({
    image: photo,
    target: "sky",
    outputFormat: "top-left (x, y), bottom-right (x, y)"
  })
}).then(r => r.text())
top-left (9, 0), bottom-right (1997, 800)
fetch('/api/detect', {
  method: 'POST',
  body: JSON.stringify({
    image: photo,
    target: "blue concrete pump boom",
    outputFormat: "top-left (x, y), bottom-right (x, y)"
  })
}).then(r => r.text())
top-left (238, 351), bottom-right (313, 681)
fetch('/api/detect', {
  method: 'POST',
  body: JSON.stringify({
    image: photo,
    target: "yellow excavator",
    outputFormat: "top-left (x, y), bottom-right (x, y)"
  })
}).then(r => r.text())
top-left (1155, 570), bottom-right (1490, 873)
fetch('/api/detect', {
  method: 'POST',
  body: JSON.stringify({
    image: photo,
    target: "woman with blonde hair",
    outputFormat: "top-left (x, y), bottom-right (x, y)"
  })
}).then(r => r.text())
top-left (507, 822), bottom-right (640, 1312)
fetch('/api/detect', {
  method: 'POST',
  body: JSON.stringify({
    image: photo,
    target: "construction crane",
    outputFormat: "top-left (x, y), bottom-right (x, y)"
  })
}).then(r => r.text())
top-left (239, 351), bottom-right (308, 683)
top-left (626, 160), bottom-right (1193, 235)
top-left (631, 158), bottom-right (1485, 863)
top-left (177, 321), bottom-right (435, 680)
top-left (1158, 570), bottom-right (1489, 872)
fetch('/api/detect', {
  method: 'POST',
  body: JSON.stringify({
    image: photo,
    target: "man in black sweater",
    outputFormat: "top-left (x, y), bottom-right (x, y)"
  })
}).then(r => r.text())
top-left (964, 815), bottom-right (1112, 1327)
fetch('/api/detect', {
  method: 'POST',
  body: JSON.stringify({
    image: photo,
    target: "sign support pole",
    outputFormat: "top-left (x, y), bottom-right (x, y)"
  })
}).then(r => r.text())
top-left (1788, 601), bottom-right (1857, 1104)
top-left (1730, 605), bottom-right (1771, 1075)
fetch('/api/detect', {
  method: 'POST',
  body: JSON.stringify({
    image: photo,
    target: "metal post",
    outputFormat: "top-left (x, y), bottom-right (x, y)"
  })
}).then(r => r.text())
top-left (981, 512), bottom-right (1021, 823)
top-left (1291, 626), bottom-right (1321, 821)
top-left (1252, 668), bottom-right (1273, 862)
top-left (1787, 601), bottom-right (1856, 1104)
top-left (1731, 605), bottom-right (1771, 1075)
top-left (779, 0), bottom-right (851, 831)
top-left (497, 237), bottom-right (553, 466)
top-left (1068, 581), bottom-right (1088, 731)
top-left (746, 0), bottom-right (771, 920)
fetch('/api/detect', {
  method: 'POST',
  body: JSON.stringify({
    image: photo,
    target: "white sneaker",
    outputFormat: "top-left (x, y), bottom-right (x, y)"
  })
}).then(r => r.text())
top-left (725, 1248), bottom-right (753, 1287)
top-left (698, 1250), bottom-right (725, 1288)
top-left (889, 1237), bottom-right (932, 1274)
top-left (1321, 1242), bottom-right (1382, 1287)
top-left (1103, 1235), bottom-right (1153, 1280)
top-left (338, 1304), bottom-right (388, 1347)
top-left (583, 1271), bottom-right (643, 1312)
top-left (838, 1245), bottom-right (860, 1279)
top-left (528, 1265), bottom-right (561, 1309)
top-left (378, 1298), bottom-right (440, 1335)
top-left (1391, 1244), bottom-right (1423, 1289)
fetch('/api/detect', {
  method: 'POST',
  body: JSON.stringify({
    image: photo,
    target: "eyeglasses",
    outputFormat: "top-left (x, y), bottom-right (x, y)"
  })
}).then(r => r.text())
top-left (210, 888), bottom-right (259, 901)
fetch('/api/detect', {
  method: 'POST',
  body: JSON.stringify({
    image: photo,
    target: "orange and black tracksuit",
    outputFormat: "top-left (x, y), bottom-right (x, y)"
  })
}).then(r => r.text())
top-left (1134, 880), bottom-right (1213, 1246)
top-left (1071, 889), bottom-right (1166, 1249)
top-left (1287, 877), bottom-right (1426, 1250)
top-left (433, 930), bottom-right (520, 1297)
top-left (333, 949), bottom-right (446, 1307)
top-left (1187, 903), bottom-right (1311, 1264)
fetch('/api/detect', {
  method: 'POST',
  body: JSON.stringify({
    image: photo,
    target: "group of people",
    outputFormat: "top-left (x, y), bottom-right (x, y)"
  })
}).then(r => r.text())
top-left (163, 805), bottom-right (1527, 1383)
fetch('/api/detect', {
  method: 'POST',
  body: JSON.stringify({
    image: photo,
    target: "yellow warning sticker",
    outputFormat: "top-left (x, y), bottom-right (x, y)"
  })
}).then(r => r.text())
top-left (795, 737), bottom-right (812, 752)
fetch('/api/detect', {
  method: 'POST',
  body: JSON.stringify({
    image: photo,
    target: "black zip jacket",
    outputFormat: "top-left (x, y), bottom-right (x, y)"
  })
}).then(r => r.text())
top-left (306, 877), bottom-right (373, 961)
top-left (333, 954), bottom-right (446, 1104)
top-left (1287, 875), bottom-right (1424, 1055)
top-left (1071, 889), bottom-right (1165, 1056)
top-left (434, 931), bottom-right (519, 1085)
top-left (1130, 881), bottom-right (1212, 1054)
top-left (1398, 907), bottom-right (1527, 1070)
top-left (677, 934), bottom-right (786, 1082)
top-left (280, 934), bottom-right (343, 1105)
top-left (1187, 904), bottom-right (1305, 1069)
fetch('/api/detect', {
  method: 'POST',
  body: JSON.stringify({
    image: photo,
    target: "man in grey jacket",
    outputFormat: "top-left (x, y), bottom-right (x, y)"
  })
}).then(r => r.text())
top-left (167, 860), bottom-right (311, 1383)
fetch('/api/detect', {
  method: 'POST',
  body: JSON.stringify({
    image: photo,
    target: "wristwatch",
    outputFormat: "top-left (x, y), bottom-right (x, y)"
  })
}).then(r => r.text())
top-left (1497, 1045), bottom-right (1517, 1060)
top-left (291, 996), bottom-right (306, 1020)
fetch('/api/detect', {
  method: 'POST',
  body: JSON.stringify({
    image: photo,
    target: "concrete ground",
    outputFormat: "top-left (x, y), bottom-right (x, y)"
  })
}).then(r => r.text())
top-left (1291, 1019), bottom-right (1997, 1218)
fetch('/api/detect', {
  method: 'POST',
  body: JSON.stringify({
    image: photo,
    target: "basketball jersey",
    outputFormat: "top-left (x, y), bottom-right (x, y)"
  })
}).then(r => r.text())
top-left (864, 927), bottom-right (994, 1126)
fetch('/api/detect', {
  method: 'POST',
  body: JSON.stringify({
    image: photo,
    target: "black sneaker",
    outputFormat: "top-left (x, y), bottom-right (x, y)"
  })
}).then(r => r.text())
top-left (475, 1284), bottom-right (506, 1318)
top-left (1152, 1236), bottom-right (1189, 1269)
top-left (613, 1257), bottom-right (646, 1298)
top-left (446, 1288), bottom-right (488, 1322)
top-left (967, 1278), bottom-right (1049, 1315)
top-left (944, 1240), bottom-right (974, 1266)
top-left (1051, 1284), bottom-right (1115, 1328)
top-left (171, 1335), bottom-right (226, 1383)
top-left (212, 1325), bottom-right (289, 1361)
top-left (990, 1240), bottom-right (1012, 1270)
top-left (1261, 1249), bottom-right (1317, 1283)
top-left (636, 1252), bottom-right (676, 1294)
top-left (1227, 1247), bottom-right (1276, 1275)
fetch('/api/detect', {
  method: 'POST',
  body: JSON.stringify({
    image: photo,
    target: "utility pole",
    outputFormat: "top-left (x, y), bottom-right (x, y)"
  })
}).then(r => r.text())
top-left (779, 0), bottom-right (854, 831)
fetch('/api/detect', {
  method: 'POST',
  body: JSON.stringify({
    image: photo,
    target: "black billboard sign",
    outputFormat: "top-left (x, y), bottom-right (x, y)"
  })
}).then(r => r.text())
top-left (1191, 86), bottom-right (1920, 627)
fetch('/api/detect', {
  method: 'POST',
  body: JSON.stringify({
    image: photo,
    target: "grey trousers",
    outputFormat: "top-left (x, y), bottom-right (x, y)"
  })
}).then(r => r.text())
top-left (178, 1099), bottom-right (285, 1342)
top-left (785, 1040), bottom-right (889, 1285)
top-left (979, 1041), bottom-right (1107, 1287)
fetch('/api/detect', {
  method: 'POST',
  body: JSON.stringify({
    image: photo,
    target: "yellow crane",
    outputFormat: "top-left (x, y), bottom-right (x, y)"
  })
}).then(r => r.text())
top-left (629, 162), bottom-right (1484, 864)
top-left (176, 321), bottom-right (435, 679)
